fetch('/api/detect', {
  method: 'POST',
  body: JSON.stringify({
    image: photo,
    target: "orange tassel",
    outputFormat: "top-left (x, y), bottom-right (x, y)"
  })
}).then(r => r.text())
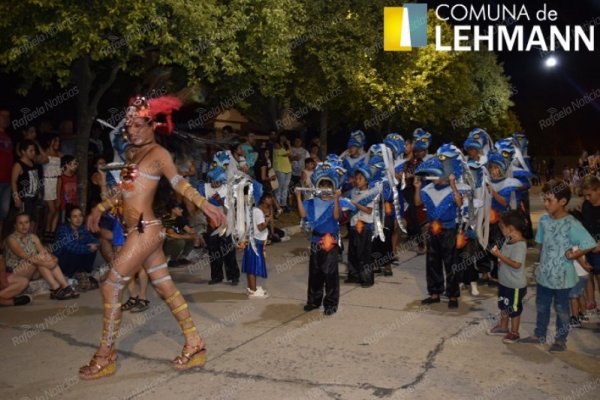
top-left (456, 232), bottom-right (468, 249)
top-left (356, 221), bottom-right (364, 234)
top-left (430, 220), bottom-right (442, 235)
top-left (320, 233), bottom-right (336, 252)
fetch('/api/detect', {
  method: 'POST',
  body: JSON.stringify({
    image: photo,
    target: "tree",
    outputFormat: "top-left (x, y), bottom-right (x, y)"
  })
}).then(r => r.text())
top-left (0, 0), bottom-right (304, 209)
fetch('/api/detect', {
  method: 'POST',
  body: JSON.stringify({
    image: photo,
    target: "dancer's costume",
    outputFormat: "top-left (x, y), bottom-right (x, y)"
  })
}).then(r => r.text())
top-left (302, 157), bottom-right (353, 311)
top-left (241, 204), bottom-right (268, 279)
top-left (401, 128), bottom-right (433, 249)
top-left (346, 160), bottom-right (378, 285)
top-left (81, 95), bottom-right (209, 379)
top-left (340, 130), bottom-right (368, 191)
top-left (485, 148), bottom-right (523, 278)
top-left (458, 138), bottom-right (492, 284)
top-left (197, 164), bottom-right (240, 283)
top-left (511, 132), bottom-right (534, 239)
top-left (415, 144), bottom-right (472, 299)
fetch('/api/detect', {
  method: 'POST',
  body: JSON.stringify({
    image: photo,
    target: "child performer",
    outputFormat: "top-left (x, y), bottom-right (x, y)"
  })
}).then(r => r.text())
top-left (347, 161), bottom-right (377, 287)
top-left (242, 193), bottom-right (274, 298)
top-left (296, 158), bottom-right (351, 316)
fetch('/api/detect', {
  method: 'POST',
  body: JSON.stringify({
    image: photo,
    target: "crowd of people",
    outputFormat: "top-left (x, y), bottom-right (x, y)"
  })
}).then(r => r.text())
top-left (2, 97), bottom-right (600, 380)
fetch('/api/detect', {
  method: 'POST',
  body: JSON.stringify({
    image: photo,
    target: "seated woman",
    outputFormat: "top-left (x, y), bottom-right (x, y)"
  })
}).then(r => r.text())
top-left (53, 206), bottom-right (100, 291)
top-left (0, 249), bottom-right (32, 306)
top-left (4, 213), bottom-right (78, 300)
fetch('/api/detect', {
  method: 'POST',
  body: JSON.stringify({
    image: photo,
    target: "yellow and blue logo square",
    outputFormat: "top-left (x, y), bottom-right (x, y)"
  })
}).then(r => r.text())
top-left (384, 4), bottom-right (428, 51)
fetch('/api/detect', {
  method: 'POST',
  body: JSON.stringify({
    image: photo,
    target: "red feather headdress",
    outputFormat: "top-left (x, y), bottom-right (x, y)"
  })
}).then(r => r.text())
top-left (125, 95), bottom-right (182, 135)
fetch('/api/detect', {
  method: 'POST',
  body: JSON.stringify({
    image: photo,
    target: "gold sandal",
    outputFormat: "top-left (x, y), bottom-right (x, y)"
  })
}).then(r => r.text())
top-left (172, 344), bottom-right (206, 370)
top-left (79, 350), bottom-right (117, 380)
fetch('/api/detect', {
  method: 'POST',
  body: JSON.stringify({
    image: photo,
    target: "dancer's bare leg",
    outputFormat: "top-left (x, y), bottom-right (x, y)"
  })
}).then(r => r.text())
top-left (143, 241), bottom-right (205, 369)
top-left (79, 228), bottom-right (155, 380)
top-left (138, 269), bottom-right (149, 301)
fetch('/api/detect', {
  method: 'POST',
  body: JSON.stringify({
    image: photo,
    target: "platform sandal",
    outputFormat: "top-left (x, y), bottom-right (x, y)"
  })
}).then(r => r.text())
top-left (79, 350), bottom-right (117, 380)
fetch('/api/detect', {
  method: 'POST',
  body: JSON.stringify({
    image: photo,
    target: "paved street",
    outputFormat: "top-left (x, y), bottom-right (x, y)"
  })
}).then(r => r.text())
top-left (1, 192), bottom-right (599, 400)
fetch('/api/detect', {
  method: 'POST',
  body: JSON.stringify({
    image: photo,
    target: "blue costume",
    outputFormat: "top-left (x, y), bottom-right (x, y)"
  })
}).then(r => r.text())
top-left (416, 145), bottom-right (471, 303)
top-left (197, 165), bottom-right (240, 284)
top-left (302, 157), bottom-right (350, 314)
top-left (346, 161), bottom-right (378, 286)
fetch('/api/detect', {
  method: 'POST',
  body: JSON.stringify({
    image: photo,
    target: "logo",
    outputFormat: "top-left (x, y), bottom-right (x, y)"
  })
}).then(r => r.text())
top-left (384, 4), bottom-right (428, 51)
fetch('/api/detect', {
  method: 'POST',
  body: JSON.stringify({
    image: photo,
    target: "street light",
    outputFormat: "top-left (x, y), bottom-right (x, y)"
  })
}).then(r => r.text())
top-left (544, 55), bottom-right (558, 68)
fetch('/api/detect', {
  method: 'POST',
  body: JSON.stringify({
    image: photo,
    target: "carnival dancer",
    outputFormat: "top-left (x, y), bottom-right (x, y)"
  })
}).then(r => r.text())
top-left (242, 192), bottom-right (273, 299)
top-left (296, 157), bottom-right (352, 316)
top-left (415, 144), bottom-right (471, 309)
top-left (81, 95), bottom-right (226, 379)
top-left (346, 161), bottom-right (377, 287)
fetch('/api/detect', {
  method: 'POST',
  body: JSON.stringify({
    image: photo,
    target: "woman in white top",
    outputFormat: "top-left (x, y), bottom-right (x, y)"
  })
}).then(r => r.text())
top-left (41, 134), bottom-right (63, 240)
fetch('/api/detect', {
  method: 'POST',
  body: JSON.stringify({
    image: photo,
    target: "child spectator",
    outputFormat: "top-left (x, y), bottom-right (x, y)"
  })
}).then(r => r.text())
top-left (41, 134), bottom-right (63, 242)
top-left (242, 193), bottom-right (272, 298)
top-left (487, 211), bottom-right (528, 343)
top-left (301, 158), bottom-right (316, 196)
top-left (567, 247), bottom-right (592, 328)
top-left (53, 206), bottom-right (99, 291)
top-left (11, 140), bottom-right (42, 233)
top-left (58, 155), bottom-right (79, 216)
top-left (579, 175), bottom-right (600, 313)
top-left (520, 181), bottom-right (596, 352)
top-left (4, 213), bottom-right (78, 300)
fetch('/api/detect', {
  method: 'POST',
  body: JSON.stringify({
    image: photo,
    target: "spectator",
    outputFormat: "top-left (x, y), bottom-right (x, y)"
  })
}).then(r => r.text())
top-left (290, 137), bottom-right (309, 207)
top-left (0, 249), bottom-right (32, 306)
top-left (301, 157), bottom-right (316, 200)
top-left (53, 206), bottom-right (99, 291)
top-left (267, 131), bottom-right (278, 164)
top-left (231, 140), bottom-right (249, 174)
top-left (0, 108), bottom-right (13, 236)
top-left (41, 134), bottom-right (63, 242)
top-left (273, 134), bottom-right (292, 211)
top-left (11, 140), bottom-right (42, 233)
top-left (4, 213), bottom-right (78, 300)
top-left (241, 133), bottom-right (258, 177)
top-left (58, 119), bottom-right (76, 156)
top-left (58, 155), bottom-right (79, 216)
top-left (309, 143), bottom-right (322, 164)
top-left (164, 201), bottom-right (204, 267)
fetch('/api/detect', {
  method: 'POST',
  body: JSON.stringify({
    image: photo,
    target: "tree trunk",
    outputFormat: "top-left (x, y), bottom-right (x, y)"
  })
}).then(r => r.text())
top-left (319, 107), bottom-right (328, 155)
top-left (72, 56), bottom-right (120, 213)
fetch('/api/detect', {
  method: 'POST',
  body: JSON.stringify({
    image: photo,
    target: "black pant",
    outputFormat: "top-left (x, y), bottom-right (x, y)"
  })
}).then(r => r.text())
top-left (348, 227), bottom-right (373, 284)
top-left (372, 215), bottom-right (394, 267)
top-left (426, 228), bottom-right (459, 298)
top-left (403, 186), bottom-right (424, 247)
top-left (207, 232), bottom-right (240, 281)
top-left (58, 251), bottom-right (96, 278)
top-left (457, 238), bottom-right (480, 284)
top-left (307, 242), bottom-right (340, 309)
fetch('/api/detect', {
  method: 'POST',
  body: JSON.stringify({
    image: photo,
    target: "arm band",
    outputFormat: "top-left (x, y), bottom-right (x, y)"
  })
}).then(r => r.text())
top-left (173, 178), bottom-right (206, 209)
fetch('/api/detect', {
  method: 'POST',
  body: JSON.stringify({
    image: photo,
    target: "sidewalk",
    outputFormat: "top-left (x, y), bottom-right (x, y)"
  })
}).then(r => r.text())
top-left (1, 193), bottom-right (599, 400)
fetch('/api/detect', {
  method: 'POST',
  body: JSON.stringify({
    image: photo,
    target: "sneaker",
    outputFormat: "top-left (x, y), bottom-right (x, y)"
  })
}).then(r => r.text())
top-left (231, 279), bottom-right (240, 286)
top-left (470, 282), bottom-right (480, 296)
top-left (520, 336), bottom-right (543, 344)
top-left (549, 342), bottom-right (567, 353)
top-left (578, 313), bottom-right (589, 322)
top-left (303, 304), bottom-right (320, 312)
top-left (280, 235), bottom-right (291, 242)
top-left (249, 287), bottom-right (269, 299)
top-left (208, 279), bottom-right (223, 285)
top-left (448, 299), bottom-right (459, 309)
top-left (13, 294), bottom-right (32, 306)
top-left (569, 316), bottom-right (582, 328)
top-left (487, 324), bottom-right (509, 336)
top-left (421, 296), bottom-right (441, 305)
top-left (502, 332), bottom-right (520, 344)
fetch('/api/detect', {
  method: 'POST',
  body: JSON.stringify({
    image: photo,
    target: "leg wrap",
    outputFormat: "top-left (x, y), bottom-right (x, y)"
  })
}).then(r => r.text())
top-left (165, 289), bottom-right (197, 335)
top-left (148, 263), bottom-right (171, 286)
top-left (100, 268), bottom-right (131, 347)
